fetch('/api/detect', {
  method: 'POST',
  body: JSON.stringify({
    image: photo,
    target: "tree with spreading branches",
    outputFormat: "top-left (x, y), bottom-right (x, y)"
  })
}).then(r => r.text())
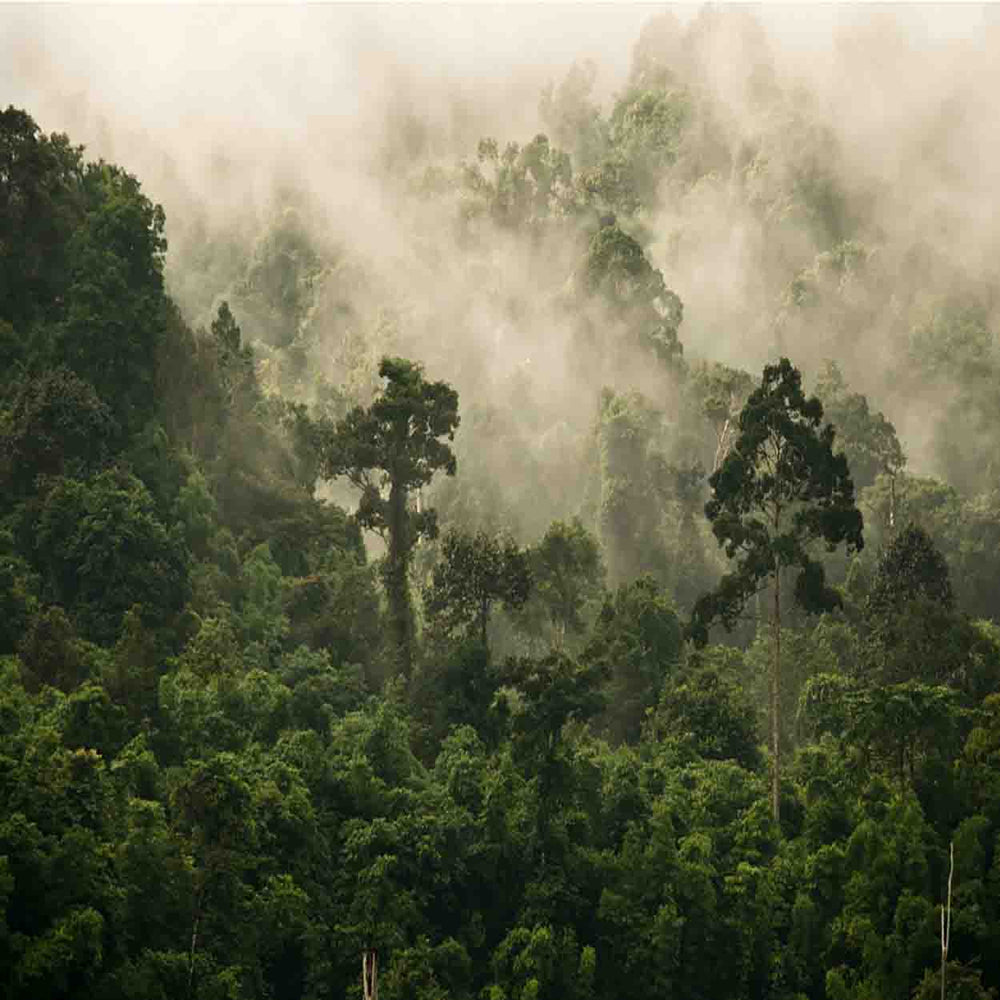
top-left (319, 356), bottom-right (459, 677)
top-left (688, 357), bottom-right (864, 824)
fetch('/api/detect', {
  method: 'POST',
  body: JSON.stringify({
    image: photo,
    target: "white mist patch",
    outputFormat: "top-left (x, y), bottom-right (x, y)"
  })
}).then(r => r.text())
top-left (4, 3), bottom-right (999, 509)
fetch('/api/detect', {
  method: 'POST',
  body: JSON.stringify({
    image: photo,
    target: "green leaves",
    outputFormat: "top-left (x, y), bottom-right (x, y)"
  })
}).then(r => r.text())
top-left (321, 357), bottom-right (459, 500)
top-left (319, 355), bottom-right (459, 675)
top-left (815, 360), bottom-right (905, 491)
top-left (691, 357), bottom-right (864, 645)
top-left (33, 469), bottom-right (188, 643)
top-left (528, 519), bottom-right (605, 645)
top-left (585, 576), bottom-right (682, 744)
top-left (425, 529), bottom-right (532, 648)
top-left (582, 222), bottom-right (684, 371)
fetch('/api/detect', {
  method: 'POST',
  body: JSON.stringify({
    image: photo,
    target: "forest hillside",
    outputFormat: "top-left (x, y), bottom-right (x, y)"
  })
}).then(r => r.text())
top-left (2, 6), bottom-right (1000, 1000)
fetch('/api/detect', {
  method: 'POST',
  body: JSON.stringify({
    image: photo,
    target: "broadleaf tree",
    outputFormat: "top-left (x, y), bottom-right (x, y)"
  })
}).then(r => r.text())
top-left (688, 357), bottom-right (864, 824)
top-left (319, 356), bottom-right (459, 677)
top-left (424, 528), bottom-right (532, 652)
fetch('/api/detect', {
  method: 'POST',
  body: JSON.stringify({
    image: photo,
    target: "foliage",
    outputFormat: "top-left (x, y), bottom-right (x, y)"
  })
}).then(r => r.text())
top-left (319, 355), bottom-right (460, 676)
top-left (424, 529), bottom-right (532, 649)
top-left (690, 357), bottom-right (864, 645)
top-left (526, 518), bottom-right (605, 647)
top-left (690, 357), bottom-right (864, 823)
top-left (584, 576), bottom-right (683, 744)
top-left (4, 65), bottom-right (1000, 1000)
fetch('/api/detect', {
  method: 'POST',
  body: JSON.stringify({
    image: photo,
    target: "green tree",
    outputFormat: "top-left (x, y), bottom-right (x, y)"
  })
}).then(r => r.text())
top-left (209, 301), bottom-right (257, 416)
top-left (689, 357), bottom-right (864, 824)
top-left (606, 86), bottom-right (690, 209)
top-left (581, 222), bottom-right (684, 372)
top-left (0, 368), bottom-right (118, 501)
top-left (650, 647), bottom-right (762, 771)
top-left (0, 106), bottom-right (85, 340)
top-left (424, 529), bottom-right (532, 651)
top-left (688, 360), bottom-right (754, 473)
top-left (461, 134), bottom-right (573, 230)
top-left (319, 357), bottom-right (459, 677)
top-left (32, 468), bottom-right (189, 643)
top-left (528, 519), bottom-right (605, 648)
top-left (594, 389), bottom-right (672, 587)
top-left (585, 577), bottom-right (683, 745)
top-left (55, 159), bottom-right (167, 436)
top-left (862, 523), bottom-right (974, 689)
top-left (814, 360), bottom-right (905, 494)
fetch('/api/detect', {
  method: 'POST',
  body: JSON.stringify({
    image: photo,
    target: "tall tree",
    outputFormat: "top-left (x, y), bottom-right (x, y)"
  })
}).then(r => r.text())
top-left (689, 357), bottom-right (864, 824)
top-left (319, 357), bottom-right (459, 677)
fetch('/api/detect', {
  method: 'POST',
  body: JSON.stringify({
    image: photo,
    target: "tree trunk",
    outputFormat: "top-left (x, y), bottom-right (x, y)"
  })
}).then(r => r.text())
top-left (386, 480), bottom-right (412, 678)
top-left (941, 840), bottom-right (953, 1000)
top-left (188, 879), bottom-right (205, 1000)
top-left (771, 564), bottom-right (781, 826)
top-left (362, 948), bottom-right (378, 1000)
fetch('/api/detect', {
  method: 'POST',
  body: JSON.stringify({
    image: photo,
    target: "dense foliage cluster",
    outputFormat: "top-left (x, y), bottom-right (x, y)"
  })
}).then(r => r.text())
top-left (3, 10), bottom-right (1000, 1000)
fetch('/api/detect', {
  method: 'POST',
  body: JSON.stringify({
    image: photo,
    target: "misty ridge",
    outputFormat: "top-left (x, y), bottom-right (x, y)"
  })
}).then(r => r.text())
top-left (7, 4), bottom-right (1000, 558)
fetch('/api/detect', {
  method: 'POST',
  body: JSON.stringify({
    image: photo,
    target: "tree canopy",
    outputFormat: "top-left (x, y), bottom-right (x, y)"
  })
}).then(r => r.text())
top-left (4, 18), bottom-right (1000, 996)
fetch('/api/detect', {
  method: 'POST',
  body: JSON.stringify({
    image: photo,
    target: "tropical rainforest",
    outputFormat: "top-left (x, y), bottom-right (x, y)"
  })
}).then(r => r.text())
top-left (2, 6), bottom-right (1000, 1000)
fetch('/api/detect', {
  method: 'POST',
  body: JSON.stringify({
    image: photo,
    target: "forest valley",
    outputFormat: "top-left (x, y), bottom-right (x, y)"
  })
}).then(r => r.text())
top-left (3, 8), bottom-right (1000, 1000)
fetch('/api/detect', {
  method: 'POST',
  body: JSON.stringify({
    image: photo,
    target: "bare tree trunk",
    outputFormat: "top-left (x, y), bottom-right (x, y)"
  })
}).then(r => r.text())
top-left (771, 565), bottom-right (782, 826)
top-left (363, 948), bottom-right (378, 1000)
top-left (889, 472), bottom-right (897, 535)
top-left (188, 881), bottom-right (205, 1000)
top-left (941, 840), bottom-right (954, 1000)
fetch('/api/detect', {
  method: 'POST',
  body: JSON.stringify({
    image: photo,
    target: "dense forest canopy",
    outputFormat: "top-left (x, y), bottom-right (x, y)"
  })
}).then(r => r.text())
top-left (2, 5), bottom-right (1000, 1000)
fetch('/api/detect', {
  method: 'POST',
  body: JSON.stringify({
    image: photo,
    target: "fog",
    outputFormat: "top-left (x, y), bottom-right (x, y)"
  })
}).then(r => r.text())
top-left (4, 3), bottom-right (1000, 541)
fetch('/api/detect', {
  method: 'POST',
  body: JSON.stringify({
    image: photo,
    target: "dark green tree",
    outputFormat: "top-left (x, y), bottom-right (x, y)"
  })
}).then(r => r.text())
top-left (0, 106), bottom-right (85, 340)
top-left (689, 357), bottom-right (864, 824)
top-left (33, 468), bottom-right (189, 644)
top-left (862, 523), bottom-right (984, 697)
top-left (651, 647), bottom-right (762, 771)
top-left (585, 576), bottom-right (683, 744)
top-left (319, 357), bottom-right (459, 677)
top-left (0, 368), bottom-right (118, 501)
top-left (424, 529), bottom-right (532, 650)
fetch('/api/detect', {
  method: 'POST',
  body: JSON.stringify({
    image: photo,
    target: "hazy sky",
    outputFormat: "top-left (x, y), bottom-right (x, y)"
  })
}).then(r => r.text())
top-left (3, 4), bottom-right (991, 202)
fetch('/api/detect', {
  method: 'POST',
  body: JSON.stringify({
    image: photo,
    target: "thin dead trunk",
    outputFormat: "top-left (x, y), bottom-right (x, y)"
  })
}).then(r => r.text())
top-left (188, 880), bottom-right (205, 1000)
top-left (941, 840), bottom-right (953, 1000)
top-left (771, 563), bottom-right (781, 826)
top-left (889, 472), bottom-right (897, 535)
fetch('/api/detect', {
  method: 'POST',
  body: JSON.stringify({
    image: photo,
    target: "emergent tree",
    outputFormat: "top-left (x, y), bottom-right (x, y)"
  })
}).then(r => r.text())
top-left (319, 356), bottom-right (459, 677)
top-left (688, 357), bottom-right (864, 824)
